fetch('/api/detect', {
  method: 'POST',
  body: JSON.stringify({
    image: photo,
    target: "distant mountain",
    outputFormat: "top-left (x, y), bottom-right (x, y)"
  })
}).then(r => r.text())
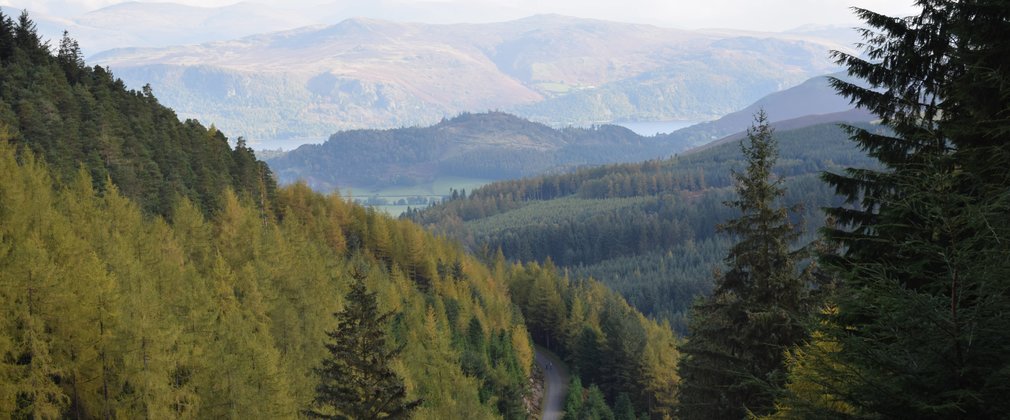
top-left (687, 108), bottom-right (875, 153)
top-left (266, 111), bottom-right (673, 192)
top-left (2, 3), bottom-right (313, 55)
top-left (266, 74), bottom-right (876, 194)
top-left (655, 74), bottom-right (869, 149)
top-left (90, 15), bottom-right (849, 147)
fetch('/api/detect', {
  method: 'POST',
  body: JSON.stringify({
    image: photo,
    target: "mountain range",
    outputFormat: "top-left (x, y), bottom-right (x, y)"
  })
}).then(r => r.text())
top-left (266, 73), bottom-right (872, 194)
top-left (655, 73), bottom-right (872, 149)
top-left (87, 14), bottom-right (853, 147)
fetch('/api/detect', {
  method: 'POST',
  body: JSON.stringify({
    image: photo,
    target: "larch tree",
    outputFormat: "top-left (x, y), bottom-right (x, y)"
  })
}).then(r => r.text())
top-left (305, 263), bottom-right (421, 419)
top-left (677, 110), bottom-right (810, 419)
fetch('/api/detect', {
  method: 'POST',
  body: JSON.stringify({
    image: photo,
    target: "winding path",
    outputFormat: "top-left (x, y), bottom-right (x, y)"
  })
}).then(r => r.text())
top-left (534, 345), bottom-right (569, 420)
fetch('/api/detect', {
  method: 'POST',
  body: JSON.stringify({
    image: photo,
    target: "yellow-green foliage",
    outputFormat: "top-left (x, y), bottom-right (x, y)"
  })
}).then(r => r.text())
top-left (506, 261), bottom-right (680, 418)
top-left (0, 140), bottom-right (531, 419)
top-left (759, 307), bottom-right (854, 420)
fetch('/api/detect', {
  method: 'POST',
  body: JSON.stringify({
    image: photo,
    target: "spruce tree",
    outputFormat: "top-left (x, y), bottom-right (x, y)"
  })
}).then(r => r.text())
top-left (677, 110), bottom-right (809, 419)
top-left (305, 263), bottom-right (421, 419)
top-left (773, 1), bottom-right (1010, 417)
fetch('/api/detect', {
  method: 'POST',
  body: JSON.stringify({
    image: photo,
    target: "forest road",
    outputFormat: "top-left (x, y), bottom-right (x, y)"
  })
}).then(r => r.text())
top-left (535, 345), bottom-right (569, 420)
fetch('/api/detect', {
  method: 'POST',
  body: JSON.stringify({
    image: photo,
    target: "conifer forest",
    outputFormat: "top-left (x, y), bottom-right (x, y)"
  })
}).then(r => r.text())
top-left (2, 1), bottom-right (1009, 419)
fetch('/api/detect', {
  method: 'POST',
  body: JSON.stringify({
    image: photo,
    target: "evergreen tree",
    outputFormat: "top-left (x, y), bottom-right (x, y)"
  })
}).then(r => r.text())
top-left (305, 263), bottom-right (422, 419)
top-left (563, 376), bottom-right (584, 420)
top-left (580, 385), bottom-right (615, 420)
top-left (677, 110), bottom-right (809, 419)
top-left (613, 393), bottom-right (637, 420)
top-left (772, 1), bottom-right (1010, 417)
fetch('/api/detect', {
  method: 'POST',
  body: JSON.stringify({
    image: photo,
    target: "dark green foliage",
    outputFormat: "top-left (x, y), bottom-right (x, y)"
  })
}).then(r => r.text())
top-left (561, 379), bottom-right (617, 420)
top-left (410, 121), bottom-right (878, 331)
top-left (506, 262), bottom-right (680, 418)
top-left (598, 299), bottom-right (647, 403)
top-left (306, 265), bottom-right (422, 419)
top-left (410, 119), bottom-right (876, 329)
top-left (677, 111), bottom-right (811, 419)
top-left (267, 111), bottom-right (691, 191)
top-left (581, 385), bottom-right (615, 420)
top-left (0, 14), bottom-right (275, 217)
top-left (772, 1), bottom-right (1010, 418)
top-left (563, 376), bottom-right (584, 420)
top-left (613, 393), bottom-right (637, 420)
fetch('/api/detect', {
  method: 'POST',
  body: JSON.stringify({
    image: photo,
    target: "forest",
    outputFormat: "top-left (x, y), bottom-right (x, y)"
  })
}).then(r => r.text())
top-left (266, 111), bottom-right (695, 192)
top-left (0, 10), bottom-right (681, 419)
top-left (433, 0), bottom-right (1010, 418)
top-left (3, 0), bottom-right (1010, 418)
top-left (408, 121), bottom-right (881, 332)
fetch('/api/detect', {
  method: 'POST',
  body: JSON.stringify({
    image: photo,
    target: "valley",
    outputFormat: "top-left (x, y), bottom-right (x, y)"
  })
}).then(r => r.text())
top-left (407, 120), bottom-right (882, 332)
top-left (3, 2), bottom-right (1009, 419)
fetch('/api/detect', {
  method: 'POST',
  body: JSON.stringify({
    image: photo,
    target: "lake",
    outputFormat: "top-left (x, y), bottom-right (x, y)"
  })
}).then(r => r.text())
top-left (613, 120), bottom-right (705, 136)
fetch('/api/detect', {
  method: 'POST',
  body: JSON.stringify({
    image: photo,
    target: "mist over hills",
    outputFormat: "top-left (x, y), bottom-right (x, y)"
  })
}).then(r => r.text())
top-left (656, 73), bottom-right (868, 148)
top-left (267, 111), bottom-right (666, 192)
top-left (265, 73), bottom-right (873, 194)
top-left (89, 14), bottom-right (850, 147)
top-left (0, 3), bottom-right (312, 54)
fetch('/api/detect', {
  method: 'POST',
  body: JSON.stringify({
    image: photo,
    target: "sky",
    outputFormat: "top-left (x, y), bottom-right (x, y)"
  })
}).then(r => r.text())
top-left (3, 0), bottom-right (920, 32)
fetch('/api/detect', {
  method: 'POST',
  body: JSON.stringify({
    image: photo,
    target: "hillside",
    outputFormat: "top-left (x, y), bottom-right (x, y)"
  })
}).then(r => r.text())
top-left (265, 73), bottom-right (875, 198)
top-left (0, 10), bottom-right (274, 217)
top-left (654, 73), bottom-right (867, 149)
top-left (0, 3), bottom-right (312, 55)
top-left (0, 15), bottom-right (679, 418)
top-left (90, 15), bottom-right (849, 146)
top-left (267, 111), bottom-right (679, 192)
top-left (408, 121), bottom-right (882, 332)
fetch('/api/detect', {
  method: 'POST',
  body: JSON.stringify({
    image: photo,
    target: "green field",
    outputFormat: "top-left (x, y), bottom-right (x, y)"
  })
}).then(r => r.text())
top-left (343, 176), bottom-right (493, 216)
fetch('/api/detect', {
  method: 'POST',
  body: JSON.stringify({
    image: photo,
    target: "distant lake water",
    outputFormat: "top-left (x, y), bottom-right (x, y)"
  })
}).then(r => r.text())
top-left (613, 120), bottom-right (705, 136)
top-left (249, 137), bottom-right (326, 152)
top-left (251, 120), bottom-right (708, 152)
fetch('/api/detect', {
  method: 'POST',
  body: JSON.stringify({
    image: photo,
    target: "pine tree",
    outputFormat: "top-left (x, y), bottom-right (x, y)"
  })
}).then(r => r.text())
top-left (677, 110), bottom-right (809, 419)
top-left (305, 263), bottom-right (421, 419)
top-left (774, 1), bottom-right (1010, 417)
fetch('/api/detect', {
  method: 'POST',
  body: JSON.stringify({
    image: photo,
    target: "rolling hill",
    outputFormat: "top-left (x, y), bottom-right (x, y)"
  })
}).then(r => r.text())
top-left (654, 73), bottom-right (869, 149)
top-left (90, 15), bottom-right (851, 147)
top-left (267, 111), bottom-right (676, 192)
top-left (265, 73), bottom-right (875, 197)
top-left (408, 121), bottom-right (883, 332)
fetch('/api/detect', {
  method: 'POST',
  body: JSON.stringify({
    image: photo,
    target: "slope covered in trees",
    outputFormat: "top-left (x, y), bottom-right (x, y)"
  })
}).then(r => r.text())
top-left (504, 259), bottom-right (679, 418)
top-left (409, 120), bottom-right (880, 332)
top-left (267, 111), bottom-right (684, 192)
top-left (0, 14), bottom-right (533, 418)
top-left (0, 11), bottom-right (274, 217)
top-left (0, 139), bottom-right (533, 418)
top-left (266, 75), bottom-right (875, 195)
top-left (0, 13), bottom-right (682, 419)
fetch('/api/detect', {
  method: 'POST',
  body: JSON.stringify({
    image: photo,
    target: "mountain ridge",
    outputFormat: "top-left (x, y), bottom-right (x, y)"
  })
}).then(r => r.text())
top-left (265, 73), bottom-right (875, 195)
top-left (90, 14), bottom-right (850, 147)
top-left (266, 111), bottom-right (662, 191)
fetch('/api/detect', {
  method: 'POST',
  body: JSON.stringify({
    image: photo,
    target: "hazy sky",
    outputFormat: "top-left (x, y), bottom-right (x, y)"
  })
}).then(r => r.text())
top-left (3, 0), bottom-right (920, 32)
